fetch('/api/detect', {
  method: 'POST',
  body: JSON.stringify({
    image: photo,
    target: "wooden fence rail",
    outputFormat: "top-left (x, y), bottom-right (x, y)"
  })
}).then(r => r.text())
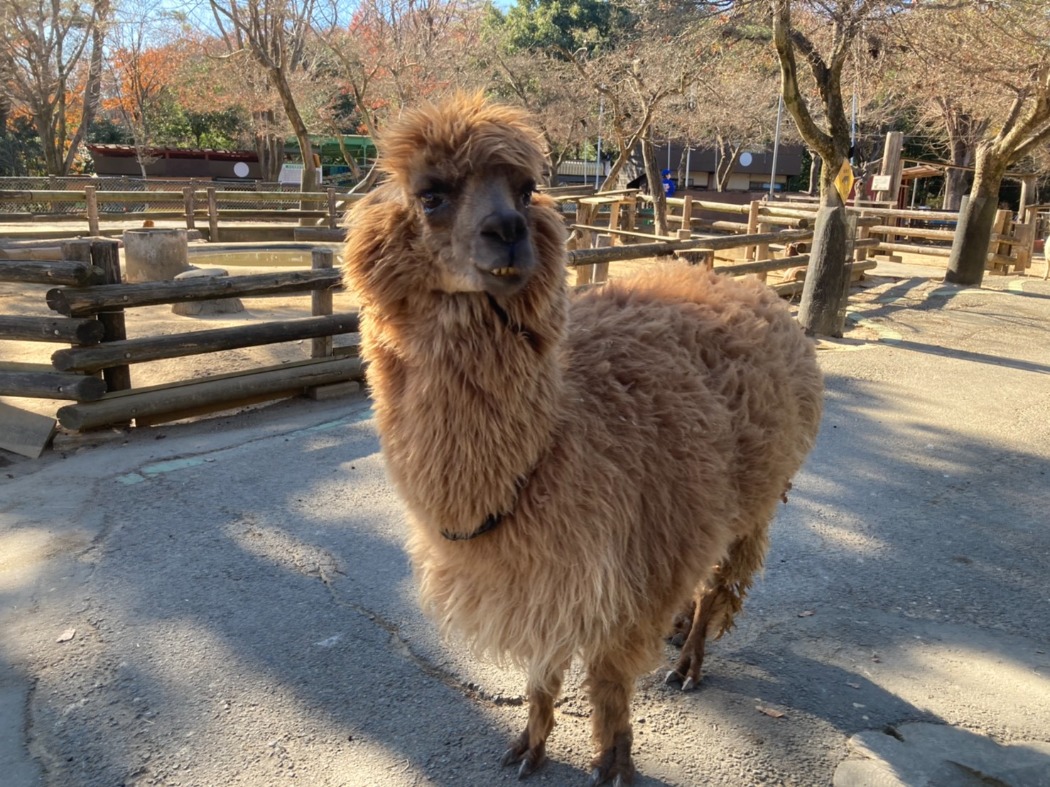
top-left (1, 240), bottom-right (362, 435)
top-left (13, 190), bottom-right (1022, 442)
top-left (0, 186), bottom-right (364, 240)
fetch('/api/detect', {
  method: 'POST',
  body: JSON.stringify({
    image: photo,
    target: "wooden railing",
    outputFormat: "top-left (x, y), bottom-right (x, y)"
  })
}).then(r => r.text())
top-left (559, 193), bottom-right (1037, 277)
top-left (0, 186), bottom-right (365, 240)
top-left (0, 239), bottom-right (362, 433)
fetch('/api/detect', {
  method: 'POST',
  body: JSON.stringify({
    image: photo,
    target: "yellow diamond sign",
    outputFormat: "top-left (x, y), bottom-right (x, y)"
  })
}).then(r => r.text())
top-left (834, 159), bottom-right (855, 204)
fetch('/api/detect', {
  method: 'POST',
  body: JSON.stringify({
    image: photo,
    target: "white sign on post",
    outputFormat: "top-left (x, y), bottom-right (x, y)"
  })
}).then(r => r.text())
top-left (278, 162), bottom-right (304, 185)
top-left (872, 175), bottom-right (892, 192)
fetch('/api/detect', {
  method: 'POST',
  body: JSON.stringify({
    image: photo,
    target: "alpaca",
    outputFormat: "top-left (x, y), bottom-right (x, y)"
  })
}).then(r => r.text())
top-left (343, 94), bottom-right (823, 785)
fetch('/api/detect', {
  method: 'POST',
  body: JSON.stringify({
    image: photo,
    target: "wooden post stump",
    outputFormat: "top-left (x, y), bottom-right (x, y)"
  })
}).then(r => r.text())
top-left (123, 228), bottom-right (191, 283)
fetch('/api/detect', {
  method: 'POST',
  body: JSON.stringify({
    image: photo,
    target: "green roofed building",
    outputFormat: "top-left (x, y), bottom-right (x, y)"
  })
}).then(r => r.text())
top-left (283, 136), bottom-right (377, 177)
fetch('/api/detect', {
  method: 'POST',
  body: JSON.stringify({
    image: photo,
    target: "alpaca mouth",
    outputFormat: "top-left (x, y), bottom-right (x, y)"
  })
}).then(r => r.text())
top-left (478, 262), bottom-right (531, 295)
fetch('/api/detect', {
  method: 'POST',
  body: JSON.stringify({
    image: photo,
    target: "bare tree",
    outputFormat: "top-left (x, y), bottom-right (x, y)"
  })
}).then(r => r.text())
top-left (891, 2), bottom-right (1050, 285)
top-left (570, 48), bottom-right (696, 235)
top-left (662, 36), bottom-right (791, 193)
top-left (105, 1), bottom-right (183, 177)
top-left (0, 0), bottom-right (110, 175)
top-left (320, 0), bottom-right (478, 190)
top-left (770, 0), bottom-right (903, 335)
top-left (207, 0), bottom-right (334, 191)
top-left (483, 46), bottom-right (594, 186)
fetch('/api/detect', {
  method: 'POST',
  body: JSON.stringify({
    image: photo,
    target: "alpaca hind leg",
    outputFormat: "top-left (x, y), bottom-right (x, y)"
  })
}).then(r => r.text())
top-left (668, 598), bottom-right (695, 647)
top-left (584, 657), bottom-right (637, 786)
top-left (666, 533), bottom-right (766, 691)
top-left (664, 581), bottom-right (728, 691)
top-left (500, 662), bottom-right (566, 779)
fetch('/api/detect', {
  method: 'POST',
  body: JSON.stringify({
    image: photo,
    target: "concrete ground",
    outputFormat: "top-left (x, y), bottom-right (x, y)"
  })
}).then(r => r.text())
top-left (1, 261), bottom-right (1049, 786)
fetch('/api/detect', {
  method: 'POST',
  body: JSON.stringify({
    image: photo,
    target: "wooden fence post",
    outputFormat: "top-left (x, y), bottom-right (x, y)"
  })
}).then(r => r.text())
top-left (680, 195), bottom-right (693, 235)
top-left (745, 200), bottom-right (761, 264)
top-left (987, 208), bottom-right (1013, 273)
top-left (854, 216), bottom-right (871, 263)
top-left (311, 248), bottom-right (335, 358)
top-left (91, 240), bottom-right (132, 395)
top-left (575, 200), bottom-right (596, 284)
top-left (183, 187), bottom-right (196, 230)
top-left (207, 187), bottom-right (219, 242)
top-left (327, 187), bottom-right (338, 229)
top-left (1012, 219), bottom-right (1034, 272)
top-left (85, 185), bottom-right (99, 236)
top-left (755, 220), bottom-right (771, 283)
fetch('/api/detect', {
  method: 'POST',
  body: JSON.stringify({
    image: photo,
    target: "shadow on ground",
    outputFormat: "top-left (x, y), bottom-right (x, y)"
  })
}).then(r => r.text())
top-left (7, 286), bottom-right (1050, 785)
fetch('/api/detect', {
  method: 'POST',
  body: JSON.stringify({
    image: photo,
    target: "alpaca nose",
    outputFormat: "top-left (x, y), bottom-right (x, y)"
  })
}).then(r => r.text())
top-left (480, 210), bottom-right (528, 247)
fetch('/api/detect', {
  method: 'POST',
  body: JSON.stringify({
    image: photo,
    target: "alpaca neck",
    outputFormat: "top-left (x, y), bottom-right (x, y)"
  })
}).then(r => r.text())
top-left (365, 288), bottom-right (566, 539)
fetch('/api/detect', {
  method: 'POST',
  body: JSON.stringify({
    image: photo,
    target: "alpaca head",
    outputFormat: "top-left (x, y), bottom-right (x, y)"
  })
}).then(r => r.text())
top-left (373, 93), bottom-right (552, 298)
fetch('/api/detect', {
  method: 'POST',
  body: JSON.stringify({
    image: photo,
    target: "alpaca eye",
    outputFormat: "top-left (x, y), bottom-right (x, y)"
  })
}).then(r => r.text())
top-left (419, 191), bottom-right (446, 214)
top-left (521, 183), bottom-right (536, 206)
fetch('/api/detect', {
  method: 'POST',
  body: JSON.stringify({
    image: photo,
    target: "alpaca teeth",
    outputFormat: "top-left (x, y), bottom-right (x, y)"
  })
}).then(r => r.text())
top-left (491, 267), bottom-right (516, 277)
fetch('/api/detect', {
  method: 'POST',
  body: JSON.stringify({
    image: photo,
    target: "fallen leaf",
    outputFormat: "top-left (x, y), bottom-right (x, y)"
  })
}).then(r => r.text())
top-left (846, 681), bottom-right (861, 689)
top-left (56, 628), bottom-right (76, 643)
top-left (756, 705), bottom-right (786, 719)
top-left (798, 610), bottom-right (815, 617)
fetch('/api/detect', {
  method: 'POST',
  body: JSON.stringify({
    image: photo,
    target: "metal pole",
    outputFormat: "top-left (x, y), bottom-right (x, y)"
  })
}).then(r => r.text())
top-left (769, 94), bottom-right (784, 198)
top-left (851, 90), bottom-right (858, 165)
top-left (685, 146), bottom-right (692, 189)
top-left (595, 94), bottom-right (604, 189)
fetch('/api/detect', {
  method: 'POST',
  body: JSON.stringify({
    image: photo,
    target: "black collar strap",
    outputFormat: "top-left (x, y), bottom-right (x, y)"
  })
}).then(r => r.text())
top-left (441, 511), bottom-right (504, 541)
top-left (440, 472), bottom-right (531, 542)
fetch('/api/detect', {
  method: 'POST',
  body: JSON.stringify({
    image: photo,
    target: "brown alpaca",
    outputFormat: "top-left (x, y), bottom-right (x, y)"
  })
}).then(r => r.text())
top-left (343, 94), bottom-right (823, 785)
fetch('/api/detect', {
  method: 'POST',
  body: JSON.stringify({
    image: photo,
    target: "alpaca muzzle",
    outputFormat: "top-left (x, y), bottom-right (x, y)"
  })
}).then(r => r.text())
top-left (475, 214), bottom-right (537, 295)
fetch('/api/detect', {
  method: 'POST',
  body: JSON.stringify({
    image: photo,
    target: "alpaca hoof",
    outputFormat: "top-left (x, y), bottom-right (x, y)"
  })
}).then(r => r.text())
top-left (588, 770), bottom-right (630, 787)
top-left (668, 648), bottom-right (705, 691)
top-left (588, 732), bottom-right (634, 785)
top-left (663, 669), bottom-right (700, 692)
top-left (500, 732), bottom-right (546, 779)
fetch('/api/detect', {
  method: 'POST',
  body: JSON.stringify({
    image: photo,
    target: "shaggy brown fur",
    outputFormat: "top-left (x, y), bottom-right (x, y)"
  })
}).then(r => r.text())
top-left (343, 93), bottom-right (823, 785)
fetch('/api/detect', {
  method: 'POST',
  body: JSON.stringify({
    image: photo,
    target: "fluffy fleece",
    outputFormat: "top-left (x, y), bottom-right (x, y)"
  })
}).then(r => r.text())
top-left (343, 93), bottom-right (823, 785)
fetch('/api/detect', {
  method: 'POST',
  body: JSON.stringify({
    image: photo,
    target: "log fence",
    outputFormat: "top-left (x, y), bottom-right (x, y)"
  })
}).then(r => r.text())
top-left (1, 239), bottom-right (362, 432)
top-left (8, 186), bottom-right (1034, 440)
top-left (0, 186), bottom-right (364, 240)
top-left (600, 194), bottom-right (1037, 276)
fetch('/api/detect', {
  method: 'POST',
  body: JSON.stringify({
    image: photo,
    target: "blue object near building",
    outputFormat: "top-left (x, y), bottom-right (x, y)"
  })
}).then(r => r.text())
top-left (661, 169), bottom-right (676, 197)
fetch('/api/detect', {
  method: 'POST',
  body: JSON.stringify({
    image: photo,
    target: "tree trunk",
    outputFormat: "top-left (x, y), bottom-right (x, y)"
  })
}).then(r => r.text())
top-left (807, 154), bottom-right (822, 195)
top-left (797, 205), bottom-right (853, 336)
top-left (945, 147), bottom-right (1006, 286)
top-left (641, 134), bottom-right (667, 236)
top-left (942, 137), bottom-right (972, 211)
top-left (269, 67), bottom-right (318, 193)
top-left (63, 4), bottom-right (108, 174)
top-left (252, 111), bottom-right (283, 183)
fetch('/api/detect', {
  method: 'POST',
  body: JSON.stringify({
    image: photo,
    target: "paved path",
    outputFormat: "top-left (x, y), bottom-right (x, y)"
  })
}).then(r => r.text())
top-left (2, 268), bottom-right (1049, 786)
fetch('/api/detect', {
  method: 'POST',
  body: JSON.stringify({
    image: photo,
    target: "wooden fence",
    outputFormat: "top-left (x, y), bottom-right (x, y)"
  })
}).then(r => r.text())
top-left (566, 192), bottom-right (879, 292)
top-left (0, 186), bottom-right (365, 241)
top-left (4, 192), bottom-right (951, 441)
top-left (563, 193), bottom-right (1036, 277)
top-left (0, 239), bottom-right (362, 437)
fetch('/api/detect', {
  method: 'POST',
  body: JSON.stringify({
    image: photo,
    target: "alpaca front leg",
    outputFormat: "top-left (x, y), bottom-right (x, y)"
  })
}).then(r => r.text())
top-left (500, 665), bottom-right (565, 779)
top-left (584, 659), bottom-right (636, 786)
